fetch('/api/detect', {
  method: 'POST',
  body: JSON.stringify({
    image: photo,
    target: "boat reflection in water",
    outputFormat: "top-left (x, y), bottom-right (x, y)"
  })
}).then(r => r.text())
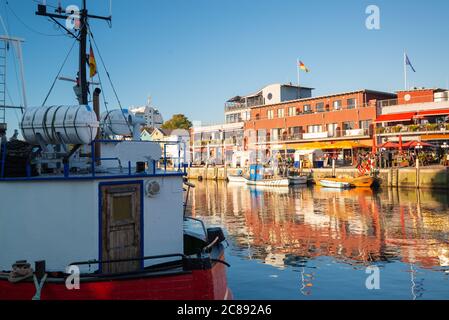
top-left (187, 181), bottom-right (449, 300)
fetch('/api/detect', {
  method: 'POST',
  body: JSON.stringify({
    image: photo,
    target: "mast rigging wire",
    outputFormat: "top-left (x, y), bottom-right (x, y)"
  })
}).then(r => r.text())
top-left (6, 1), bottom-right (67, 37)
top-left (88, 26), bottom-right (133, 136)
top-left (41, 38), bottom-right (77, 106)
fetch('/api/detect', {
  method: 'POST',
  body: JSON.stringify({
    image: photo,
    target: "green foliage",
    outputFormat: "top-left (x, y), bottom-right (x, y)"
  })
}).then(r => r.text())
top-left (391, 126), bottom-right (402, 133)
top-left (425, 123), bottom-right (439, 131)
top-left (161, 114), bottom-right (192, 130)
top-left (376, 127), bottom-right (385, 134)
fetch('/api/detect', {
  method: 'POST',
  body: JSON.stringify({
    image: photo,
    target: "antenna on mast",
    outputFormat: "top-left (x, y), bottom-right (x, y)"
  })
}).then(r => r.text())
top-left (35, 0), bottom-right (112, 105)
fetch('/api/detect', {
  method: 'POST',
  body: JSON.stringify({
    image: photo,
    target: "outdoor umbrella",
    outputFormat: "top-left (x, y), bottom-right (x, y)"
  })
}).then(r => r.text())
top-left (377, 141), bottom-right (400, 149)
top-left (403, 141), bottom-right (437, 149)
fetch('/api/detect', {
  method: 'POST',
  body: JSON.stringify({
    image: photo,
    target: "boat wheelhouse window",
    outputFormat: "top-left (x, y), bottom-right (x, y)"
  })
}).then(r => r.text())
top-left (112, 195), bottom-right (133, 221)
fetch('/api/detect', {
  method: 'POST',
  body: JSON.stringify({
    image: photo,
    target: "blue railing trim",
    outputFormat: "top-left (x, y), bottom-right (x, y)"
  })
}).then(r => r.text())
top-left (0, 139), bottom-right (189, 182)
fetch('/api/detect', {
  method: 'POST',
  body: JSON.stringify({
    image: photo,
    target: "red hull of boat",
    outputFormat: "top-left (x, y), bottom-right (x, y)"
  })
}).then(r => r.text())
top-left (0, 261), bottom-right (232, 300)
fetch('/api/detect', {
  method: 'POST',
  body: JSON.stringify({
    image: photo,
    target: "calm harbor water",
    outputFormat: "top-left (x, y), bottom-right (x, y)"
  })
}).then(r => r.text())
top-left (187, 181), bottom-right (449, 300)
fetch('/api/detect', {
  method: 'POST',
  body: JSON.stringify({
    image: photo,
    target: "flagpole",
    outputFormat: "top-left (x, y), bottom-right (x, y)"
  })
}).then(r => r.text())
top-left (404, 51), bottom-right (407, 90)
top-left (297, 58), bottom-right (300, 99)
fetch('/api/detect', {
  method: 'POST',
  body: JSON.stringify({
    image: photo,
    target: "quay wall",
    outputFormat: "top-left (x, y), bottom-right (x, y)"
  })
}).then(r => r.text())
top-left (186, 166), bottom-right (449, 190)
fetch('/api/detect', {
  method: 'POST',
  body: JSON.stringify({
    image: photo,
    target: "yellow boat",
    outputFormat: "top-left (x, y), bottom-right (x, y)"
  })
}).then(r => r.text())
top-left (320, 175), bottom-right (375, 188)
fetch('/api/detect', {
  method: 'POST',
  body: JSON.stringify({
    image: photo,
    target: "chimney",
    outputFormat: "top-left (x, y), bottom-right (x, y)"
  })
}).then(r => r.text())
top-left (93, 87), bottom-right (102, 165)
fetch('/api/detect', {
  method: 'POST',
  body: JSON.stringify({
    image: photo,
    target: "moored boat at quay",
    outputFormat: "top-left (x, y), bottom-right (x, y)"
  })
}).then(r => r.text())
top-left (246, 164), bottom-right (289, 187)
top-left (0, 1), bottom-right (231, 300)
top-left (318, 175), bottom-right (375, 189)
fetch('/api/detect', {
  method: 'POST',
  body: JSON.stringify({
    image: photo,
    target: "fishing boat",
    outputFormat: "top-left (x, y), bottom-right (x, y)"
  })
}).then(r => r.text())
top-left (245, 164), bottom-right (289, 187)
top-left (0, 2), bottom-right (232, 300)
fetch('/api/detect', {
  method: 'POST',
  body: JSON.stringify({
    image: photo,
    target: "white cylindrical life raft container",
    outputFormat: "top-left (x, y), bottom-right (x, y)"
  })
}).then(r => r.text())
top-left (21, 105), bottom-right (99, 145)
top-left (100, 109), bottom-right (135, 136)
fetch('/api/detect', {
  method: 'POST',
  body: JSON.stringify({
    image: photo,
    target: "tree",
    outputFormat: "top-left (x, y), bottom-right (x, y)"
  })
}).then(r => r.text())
top-left (161, 114), bottom-right (192, 130)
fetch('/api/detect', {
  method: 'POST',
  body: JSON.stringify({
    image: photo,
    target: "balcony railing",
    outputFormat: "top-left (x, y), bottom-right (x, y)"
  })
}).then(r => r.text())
top-left (377, 123), bottom-right (449, 135)
top-left (225, 96), bottom-right (265, 112)
top-left (193, 138), bottom-right (243, 147)
top-left (258, 129), bottom-right (371, 143)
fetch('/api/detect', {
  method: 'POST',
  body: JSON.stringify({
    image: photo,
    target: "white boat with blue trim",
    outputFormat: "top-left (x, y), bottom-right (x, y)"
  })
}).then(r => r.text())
top-left (245, 164), bottom-right (289, 187)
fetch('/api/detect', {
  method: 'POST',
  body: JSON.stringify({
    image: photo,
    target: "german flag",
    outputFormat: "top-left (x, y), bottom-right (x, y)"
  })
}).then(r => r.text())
top-left (89, 46), bottom-right (97, 78)
top-left (298, 61), bottom-right (310, 73)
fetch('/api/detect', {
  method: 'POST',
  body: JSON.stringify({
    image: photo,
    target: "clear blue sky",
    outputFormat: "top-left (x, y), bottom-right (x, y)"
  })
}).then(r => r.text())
top-left (1, 0), bottom-right (449, 129)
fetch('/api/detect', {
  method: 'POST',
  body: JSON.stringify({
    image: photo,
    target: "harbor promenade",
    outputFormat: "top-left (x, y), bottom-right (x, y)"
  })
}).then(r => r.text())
top-left (187, 166), bottom-right (449, 190)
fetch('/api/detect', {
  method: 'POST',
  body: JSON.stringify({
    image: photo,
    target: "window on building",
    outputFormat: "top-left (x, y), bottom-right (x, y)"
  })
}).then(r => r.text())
top-left (333, 100), bottom-right (342, 110)
top-left (347, 98), bottom-right (357, 109)
top-left (308, 125), bottom-right (322, 133)
top-left (316, 102), bottom-right (325, 113)
top-left (303, 104), bottom-right (311, 113)
top-left (343, 121), bottom-right (355, 131)
top-left (288, 106), bottom-right (296, 117)
top-left (327, 123), bottom-right (338, 137)
top-left (289, 126), bottom-right (302, 138)
top-left (268, 110), bottom-right (274, 119)
top-left (271, 128), bottom-right (282, 141)
top-left (359, 120), bottom-right (372, 134)
top-left (277, 108), bottom-right (285, 118)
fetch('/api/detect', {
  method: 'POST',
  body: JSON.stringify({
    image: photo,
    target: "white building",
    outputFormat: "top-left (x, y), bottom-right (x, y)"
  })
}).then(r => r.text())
top-left (130, 100), bottom-right (164, 129)
top-left (191, 122), bottom-right (247, 167)
top-left (140, 128), bottom-right (190, 168)
top-left (224, 83), bottom-right (313, 124)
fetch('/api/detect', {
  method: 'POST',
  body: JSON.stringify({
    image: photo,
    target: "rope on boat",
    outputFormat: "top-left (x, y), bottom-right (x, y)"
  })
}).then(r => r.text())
top-left (210, 259), bottom-right (231, 268)
top-left (32, 274), bottom-right (48, 301)
top-left (7, 262), bottom-right (33, 283)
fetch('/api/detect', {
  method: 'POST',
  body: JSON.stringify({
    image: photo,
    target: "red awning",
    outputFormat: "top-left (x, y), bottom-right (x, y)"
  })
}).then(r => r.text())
top-left (377, 141), bottom-right (400, 149)
top-left (403, 141), bottom-right (437, 149)
top-left (414, 109), bottom-right (449, 118)
top-left (375, 112), bottom-right (416, 123)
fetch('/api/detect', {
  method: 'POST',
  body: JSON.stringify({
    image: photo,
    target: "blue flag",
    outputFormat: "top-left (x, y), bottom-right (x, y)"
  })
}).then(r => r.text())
top-left (405, 54), bottom-right (416, 72)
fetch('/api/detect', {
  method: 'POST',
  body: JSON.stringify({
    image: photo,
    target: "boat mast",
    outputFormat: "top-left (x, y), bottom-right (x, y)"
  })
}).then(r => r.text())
top-left (79, 0), bottom-right (88, 105)
top-left (36, 0), bottom-right (111, 105)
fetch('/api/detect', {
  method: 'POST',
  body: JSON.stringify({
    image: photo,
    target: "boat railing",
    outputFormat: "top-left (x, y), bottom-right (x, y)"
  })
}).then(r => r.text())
top-left (69, 253), bottom-right (188, 272)
top-left (0, 139), bottom-right (189, 180)
top-left (184, 216), bottom-right (208, 241)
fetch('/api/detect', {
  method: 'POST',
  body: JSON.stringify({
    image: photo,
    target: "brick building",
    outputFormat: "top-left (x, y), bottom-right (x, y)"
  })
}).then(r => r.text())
top-left (244, 89), bottom-right (395, 165)
top-left (375, 88), bottom-right (449, 147)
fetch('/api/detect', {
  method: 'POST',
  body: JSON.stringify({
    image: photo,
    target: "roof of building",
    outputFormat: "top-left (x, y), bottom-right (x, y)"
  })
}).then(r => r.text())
top-left (396, 88), bottom-right (447, 93)
top-left (226, 83), bottom-right (315, 102)
top-left (250, 89), bottom-right (396, 109)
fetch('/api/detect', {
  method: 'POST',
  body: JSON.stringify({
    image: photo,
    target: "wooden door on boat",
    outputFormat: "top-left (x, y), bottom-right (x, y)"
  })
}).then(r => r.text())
top-left (100, 183), bottom-right (142, 274)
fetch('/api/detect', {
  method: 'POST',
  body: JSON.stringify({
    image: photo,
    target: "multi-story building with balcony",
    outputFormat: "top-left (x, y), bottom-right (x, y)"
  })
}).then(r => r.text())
top-left (224, 83), bottom-right (313, 124)
top-left (375, 88), bottom-right (449, 146)
top-left (244, 89), bottom-right (396, 164)
top-left (191, 122), bottom-right (245, 166)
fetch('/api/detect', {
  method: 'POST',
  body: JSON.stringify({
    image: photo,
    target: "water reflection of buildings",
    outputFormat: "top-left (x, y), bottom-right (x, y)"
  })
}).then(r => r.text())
top-left (189, 181), bottom-right (449, 273)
